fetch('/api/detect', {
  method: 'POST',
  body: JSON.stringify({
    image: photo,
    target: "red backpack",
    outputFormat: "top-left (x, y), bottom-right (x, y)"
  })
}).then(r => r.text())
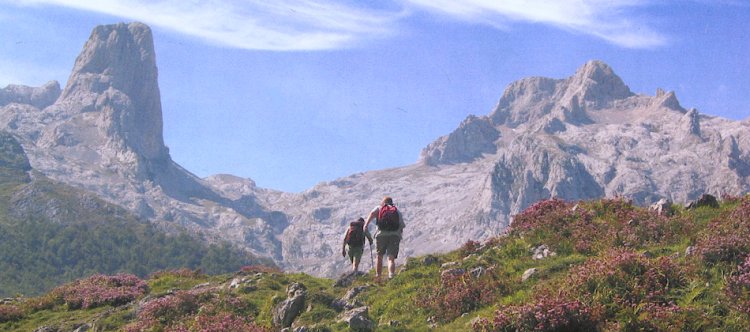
top-left (345, 220), bottom-right (365, 246)
top-left (376, 204), bottom-right (400, 231)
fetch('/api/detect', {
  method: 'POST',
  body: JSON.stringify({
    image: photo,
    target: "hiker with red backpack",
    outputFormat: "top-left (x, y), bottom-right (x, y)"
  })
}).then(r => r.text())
top-left (342, 217), bottom-right (373, 272)
top-left (364, 196), bottom-right (405, 280)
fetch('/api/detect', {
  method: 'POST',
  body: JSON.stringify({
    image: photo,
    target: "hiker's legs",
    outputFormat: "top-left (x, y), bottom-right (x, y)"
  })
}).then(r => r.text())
top-left (387, 255), bottom-right (396, 277)
top-left (349, 246), bottom-right (363, 272)
top-left (353, 256), bottom-right (360, 271)
top-left (376, 254), bottom-right (384, 277)
top-left (375, 234), bottom-right (388, 277)
top-left (375, 234), bottom-right (400, 278)
top-left (385, 236), bottom-right (400, 278)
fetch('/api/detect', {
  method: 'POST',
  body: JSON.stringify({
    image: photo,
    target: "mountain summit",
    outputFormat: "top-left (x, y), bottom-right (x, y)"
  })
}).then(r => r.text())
top-left (1, 23), bottom-right (749, 278)
top-left (58, 22), bottom-right (166, 161)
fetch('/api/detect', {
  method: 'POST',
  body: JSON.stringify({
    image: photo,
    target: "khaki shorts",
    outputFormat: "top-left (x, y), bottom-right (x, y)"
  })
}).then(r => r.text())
top-left (376, 234), bottom-right (400, 259)
top-left (347, 245), bottom-right (364, 263)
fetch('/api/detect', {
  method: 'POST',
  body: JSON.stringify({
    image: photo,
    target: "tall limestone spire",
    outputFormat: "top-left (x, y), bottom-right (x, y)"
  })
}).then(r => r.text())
top-left (58, 22), bottom-right (167, 161)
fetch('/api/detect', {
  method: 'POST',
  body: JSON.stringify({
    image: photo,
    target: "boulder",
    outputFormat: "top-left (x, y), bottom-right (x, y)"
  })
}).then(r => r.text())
top-left (685, 194), bottom-right (719, 210)
top-left (440, 261), bottom-right (458, 269)
top-left (470, 266), bottom-right (485, 278)
top-left (441, 268), bottom-right (466, 278)
top-left (34, 327), bottom-right (58, 332)
top-left (73, 324), bottom-right (92, 332)
top-left (422, 255), bottom-right (439, 266)
top-left (334, 271), bottom-right (365, 288)
top-left (521, 268), bottom-right (537, 282)
top-left (531, 245), bottom-right (556, 260)
top-left (339, 306), bottom-right (373, 331)
top-left (649, 198), bottom-right (673, 216)
top-left (333, 285), bottom-right (370, 311)
top-left (272, 283), bottom-right (307, 328)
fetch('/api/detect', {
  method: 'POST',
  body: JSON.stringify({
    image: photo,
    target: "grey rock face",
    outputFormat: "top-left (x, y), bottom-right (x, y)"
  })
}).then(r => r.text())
top-left (420, 115), bottom-right (500, 165)
top-left (56, 22), bottom-right (166, 160)
top-left (490, 60), bottom-right (631, 127)
top-left (0, 81), bottom-right (61, 109)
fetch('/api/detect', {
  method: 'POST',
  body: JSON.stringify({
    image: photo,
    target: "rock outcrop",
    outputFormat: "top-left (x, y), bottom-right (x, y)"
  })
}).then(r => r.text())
top-left (0, 81), bottom-right (61, 109)
top-left (273, 283), bottom-right (307, 328)
top-left (420, 115), bottom-right (499, 165)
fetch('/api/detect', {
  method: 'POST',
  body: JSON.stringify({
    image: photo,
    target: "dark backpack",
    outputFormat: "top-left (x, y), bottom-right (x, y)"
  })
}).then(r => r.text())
top-left (376, 204), bottom-right (400, 231)
top-left (345, 220), bottom-right (365, 246)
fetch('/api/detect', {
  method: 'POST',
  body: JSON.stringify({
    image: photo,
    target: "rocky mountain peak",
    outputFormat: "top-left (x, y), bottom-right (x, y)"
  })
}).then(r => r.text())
top-left (57, 22), bottom-right (166, 160)
top-left (420, 115), bottom-right (499, 165)
top-left (489, 60), bottom-right (632, 127)
top-left (0, 81), bottom-right (61, 109)
top-left (61, 22), bottom-right (157, 100)
top-left (566, 60), bottom-right (632, 106)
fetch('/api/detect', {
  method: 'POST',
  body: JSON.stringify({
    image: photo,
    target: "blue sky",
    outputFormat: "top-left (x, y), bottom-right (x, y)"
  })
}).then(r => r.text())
top-left (0, 1), bottom-right (748, 192)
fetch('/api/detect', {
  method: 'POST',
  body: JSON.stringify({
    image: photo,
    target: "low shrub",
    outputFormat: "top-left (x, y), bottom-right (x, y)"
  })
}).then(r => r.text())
top-left (416, 272), bottom-right (503, 322)
top-left (191, 312), bottom-right (267, 332)
top-left (0, 304), bottom-right (23, 323)
top-left (51, 274), bottom-right (148, 310)
top-left (460, 240), bottom-right (483, 257)
top-left (125, 288), bottom-right (264, 332)
top-left (695, 196), bottom-right (750, 265)
top-left (473, 297), bottom-right (601, 332)
top-left (510, 198), bottom-right (578, 235)
top-left (566, 249), bottom-right (686, 312)
top-left (726, 255), bottom-right (750, 314)
top-left (622, 303), bottom-right (714, 331)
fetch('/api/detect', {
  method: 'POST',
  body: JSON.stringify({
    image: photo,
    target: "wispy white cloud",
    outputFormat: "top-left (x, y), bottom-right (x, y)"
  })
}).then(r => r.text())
top-left (402, 0), bottom-right (668, 48)
top-left (13, 0), bottom-right (404, 51)
top-left (9, 0), bottom-right (670, 50)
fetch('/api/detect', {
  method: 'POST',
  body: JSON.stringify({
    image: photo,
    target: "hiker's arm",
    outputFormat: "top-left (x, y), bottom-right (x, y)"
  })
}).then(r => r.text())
top-left (364, 209), bottom-right (377, 230)
top-left (341, 231), bottom-right (348, 256)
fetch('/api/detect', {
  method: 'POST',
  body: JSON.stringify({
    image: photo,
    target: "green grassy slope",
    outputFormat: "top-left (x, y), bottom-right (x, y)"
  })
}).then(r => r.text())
top-left (3, 194), bottom-right (750, 331)
top-left (0, 131), bottom-right (269, 297)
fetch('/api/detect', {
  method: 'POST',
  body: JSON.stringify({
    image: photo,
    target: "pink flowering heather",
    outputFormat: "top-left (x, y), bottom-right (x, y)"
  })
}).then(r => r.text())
top-left (460, 240), bottom-right (482, 257)
top-left (510, 198), bottom-right (594, 254)
top-left (52, 273), bottom-right (148, 310)
top-left (726, 255), bottom-right (750, 314)
top-left (584, 197), bottom-right (636, 221)
top-left (696, 196), bottom-right (750, 265)
top-left (473, 297), bottom-right (600, 332)
top-left (416, 272), bottom-right (503, 322)
top-left (566, 249), bottom-right (685, 310)
top-left (133, 290), bottom-right (203, 329)
top-left (125, 288), bottom-right (263, 332)
top-left (627, 303), bottom-right (712, 331)
top-left (510, 198), bottom-right (578, 234)
top-left (190, 312), bottom-right (267, 332)
top-left (0, 304), bottom-right (24, 323)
